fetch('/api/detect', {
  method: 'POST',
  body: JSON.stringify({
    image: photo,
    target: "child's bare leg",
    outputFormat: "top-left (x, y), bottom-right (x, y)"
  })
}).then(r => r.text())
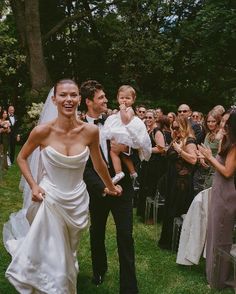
top-left (121, 154), bottom-right (139, 189)
top-left (110, 148), bottom-right (125, 184)
top-left (121, 155), bottom-right (136, 175)
top-left (110, 150), bottom-right (122, 174)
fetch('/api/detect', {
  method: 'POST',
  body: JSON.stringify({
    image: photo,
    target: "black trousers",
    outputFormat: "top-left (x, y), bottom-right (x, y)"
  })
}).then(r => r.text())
top-left (9, 136), bottom-right (16, 163)
top-left (89, 194), bottom-right (138, 294)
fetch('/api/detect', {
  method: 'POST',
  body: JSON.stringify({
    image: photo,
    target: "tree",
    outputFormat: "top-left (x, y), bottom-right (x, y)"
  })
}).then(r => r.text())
top-left (9, 0), bottom-right (51, 91)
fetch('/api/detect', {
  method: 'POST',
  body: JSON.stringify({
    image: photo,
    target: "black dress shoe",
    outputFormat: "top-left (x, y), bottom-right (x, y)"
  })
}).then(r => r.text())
top-left (91, 273), bottom-right (104, 286)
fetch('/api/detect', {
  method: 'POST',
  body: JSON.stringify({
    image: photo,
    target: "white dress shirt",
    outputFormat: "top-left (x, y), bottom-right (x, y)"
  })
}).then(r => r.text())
top-left (86, 115), bottom-right (109, 163)
top-left (9, 115), bottom-right (16, 126)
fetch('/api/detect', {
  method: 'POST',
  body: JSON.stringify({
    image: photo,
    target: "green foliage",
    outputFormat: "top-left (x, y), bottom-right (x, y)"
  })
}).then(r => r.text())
top-left (2, 0), bottom-right (236, 113)
top-left (18, 87), bottom-right (51, 143)
top-left (0, 10), bottom-right (28, 106)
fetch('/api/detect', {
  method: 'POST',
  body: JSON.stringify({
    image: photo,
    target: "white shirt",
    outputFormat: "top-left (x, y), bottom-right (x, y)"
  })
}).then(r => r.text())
top-left (9, 115), bottom-right (15, 126)
top-left (86, 115), bottom-right (109, 163)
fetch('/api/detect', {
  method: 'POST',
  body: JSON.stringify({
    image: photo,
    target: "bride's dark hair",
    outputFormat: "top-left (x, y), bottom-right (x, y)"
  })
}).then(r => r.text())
top-left (53, 79), bottom-right (78, 96)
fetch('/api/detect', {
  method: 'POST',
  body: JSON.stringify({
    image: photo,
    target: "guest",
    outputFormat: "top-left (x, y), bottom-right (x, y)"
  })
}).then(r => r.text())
top-left (198, 112), bottom-right (204, 126)
top-left (212, 104), bottom-right (225, 117)
top-left (158, 116), bottom-right (197, 250)
top-left (137, 109), bottom-right (165, 221)
top-left (159, 115), bottom-right (172, 147)
top-left (80, 80), bottom-right (139, 293)
top-left (4, 79), bottom-right (121, 293)
top-left (177, 104), bottom-right (205, 196)
top-left (177, 104), bottom-right (204, 144)
top-left (191, 111), bottom-right (200, 123)
top-left (198, 110), bottom-right (236, 290)
top-left (8, 105), bottom-right (20, 164)
top-left (136, 105), bottom-right (147, 121)
top-left (200, 110), bottom-right (221, 189)
top-left (167, 112), bottom-right (176, 124)
top-left (155, 107), bottom-right (164, 128)
top-left (215, 109), bottom-right (231, 142)
top-left (0, 110), bottom-right (11, 169)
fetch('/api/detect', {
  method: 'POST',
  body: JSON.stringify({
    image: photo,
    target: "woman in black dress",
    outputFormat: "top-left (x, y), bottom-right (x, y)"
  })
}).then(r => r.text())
top-left (137, 109), bottom-right (165, 221)
top-left (158, 116), bottom-right (197, 250)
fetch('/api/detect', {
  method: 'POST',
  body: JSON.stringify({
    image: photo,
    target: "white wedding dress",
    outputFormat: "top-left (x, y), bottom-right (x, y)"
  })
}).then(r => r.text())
top-left (3, 145), bottom-right (90, 294)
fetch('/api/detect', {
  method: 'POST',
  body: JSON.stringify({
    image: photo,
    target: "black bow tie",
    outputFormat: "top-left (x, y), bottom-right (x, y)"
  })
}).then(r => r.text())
top-left (94, 118), bottom-right (105, 125)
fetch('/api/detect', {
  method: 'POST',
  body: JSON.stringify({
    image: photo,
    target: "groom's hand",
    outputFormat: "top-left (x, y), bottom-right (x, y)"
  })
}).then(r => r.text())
top-left (104, 184), bottom-right (123, 197)
top-left (110, 139), bottom-right (129, 154)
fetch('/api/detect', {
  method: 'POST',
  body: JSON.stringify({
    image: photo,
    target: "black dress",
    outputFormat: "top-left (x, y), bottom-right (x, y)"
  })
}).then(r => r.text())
top-left (158, 137), bottom-right (196, 250)
top-left (137, 127), bottom-right (165, 220)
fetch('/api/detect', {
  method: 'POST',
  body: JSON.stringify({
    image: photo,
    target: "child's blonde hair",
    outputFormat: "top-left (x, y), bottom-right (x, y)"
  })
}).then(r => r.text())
top-left (117, 85), bottom-right (136, 100)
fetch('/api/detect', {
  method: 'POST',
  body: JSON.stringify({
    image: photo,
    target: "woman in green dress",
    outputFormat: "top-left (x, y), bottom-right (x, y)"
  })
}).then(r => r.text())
top-left (200, 110), bottom-right (221, 189)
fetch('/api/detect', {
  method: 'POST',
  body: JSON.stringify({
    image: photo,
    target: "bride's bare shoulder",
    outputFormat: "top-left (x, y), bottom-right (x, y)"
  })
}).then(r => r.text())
top-left (31, 119), bottom-right (56, 137)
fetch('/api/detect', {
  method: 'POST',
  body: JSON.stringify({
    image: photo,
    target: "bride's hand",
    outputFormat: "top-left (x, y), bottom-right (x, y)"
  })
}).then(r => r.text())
top-left (104, 184), bottom-right (123, 197)
top-left (31, 185), bottom-right (45, 202)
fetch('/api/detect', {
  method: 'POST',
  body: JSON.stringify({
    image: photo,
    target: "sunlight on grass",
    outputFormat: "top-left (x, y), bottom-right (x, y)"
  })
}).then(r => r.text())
top-left (0, 162), bottom-right (234, 293)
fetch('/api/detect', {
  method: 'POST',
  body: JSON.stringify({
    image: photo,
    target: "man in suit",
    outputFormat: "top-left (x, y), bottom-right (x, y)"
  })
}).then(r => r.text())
top-left (177, 103), bottom-right (205, 195)
top-left (177, 104), bottom-right (205, 144)
top-left (8, 105), bottom-right (20, 164)
top-left (80, 80), bottom-right (138, 294)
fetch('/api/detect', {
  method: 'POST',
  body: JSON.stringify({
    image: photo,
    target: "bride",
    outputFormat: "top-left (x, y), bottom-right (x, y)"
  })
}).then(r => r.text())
top-left (3, 79), bottom-right (122, 293)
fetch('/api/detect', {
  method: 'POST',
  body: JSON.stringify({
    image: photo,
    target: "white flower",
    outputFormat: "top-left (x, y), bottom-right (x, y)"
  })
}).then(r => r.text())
top-left (27, 102), bottom-right (44, 122)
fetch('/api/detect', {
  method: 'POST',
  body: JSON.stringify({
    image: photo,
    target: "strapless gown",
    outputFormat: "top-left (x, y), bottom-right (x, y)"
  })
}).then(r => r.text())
top-left (3, 146), bottom-right (90, 293)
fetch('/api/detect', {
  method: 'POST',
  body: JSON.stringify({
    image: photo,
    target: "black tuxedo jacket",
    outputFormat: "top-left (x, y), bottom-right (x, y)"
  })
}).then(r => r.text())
top-left (7, 115), bottom-right (19, 138)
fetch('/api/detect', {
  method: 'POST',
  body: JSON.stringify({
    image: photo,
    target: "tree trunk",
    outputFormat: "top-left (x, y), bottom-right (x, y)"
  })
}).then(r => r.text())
top-left (10, 0), bottom-right (51, 91)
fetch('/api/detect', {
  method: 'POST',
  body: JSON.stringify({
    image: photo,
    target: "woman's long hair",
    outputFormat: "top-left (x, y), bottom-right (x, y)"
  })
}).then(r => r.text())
top-left (173, 116), bottom-right (195, 146)
top-left (219, 111), bottom-right (236, 156)
top-left (204, 110), bottom-right (221, 142)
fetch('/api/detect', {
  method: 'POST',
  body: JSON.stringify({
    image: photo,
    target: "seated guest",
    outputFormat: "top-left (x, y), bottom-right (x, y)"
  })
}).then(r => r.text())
top-left (158, 116), bottom-right (197, 250)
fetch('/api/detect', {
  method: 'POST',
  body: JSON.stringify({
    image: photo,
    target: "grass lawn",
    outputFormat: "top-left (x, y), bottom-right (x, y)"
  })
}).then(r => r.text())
top-left (0, 162), bottom-right (234, 294)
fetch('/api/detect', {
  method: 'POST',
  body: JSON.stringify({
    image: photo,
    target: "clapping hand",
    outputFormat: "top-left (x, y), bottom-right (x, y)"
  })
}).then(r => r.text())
top-left (172, 141), bottom-right (183, 154)
top-left (198, 144), bottom-right (212, 160)
top-left (195, 149), bottom-right (209, 167)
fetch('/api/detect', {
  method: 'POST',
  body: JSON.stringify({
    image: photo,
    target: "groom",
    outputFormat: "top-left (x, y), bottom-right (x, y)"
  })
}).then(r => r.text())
top-left (80, 80), bottom-right (138, 294)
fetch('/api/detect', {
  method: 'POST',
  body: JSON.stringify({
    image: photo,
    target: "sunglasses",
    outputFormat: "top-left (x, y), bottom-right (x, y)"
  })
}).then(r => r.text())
top-left (172, 126), bottom-right (180, 131)
top-left (139, 110), bottom-right (146, 113)
top-left (192, 115), bottom-right (199, 118)
top-left (145, 116), bottom-right (154, 119)
top-left (178, 110), bottom-right (188, 113)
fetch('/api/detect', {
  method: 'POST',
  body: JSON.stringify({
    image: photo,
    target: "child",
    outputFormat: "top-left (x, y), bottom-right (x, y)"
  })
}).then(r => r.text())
top-left (104, 85), bottom-right (151, 184)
